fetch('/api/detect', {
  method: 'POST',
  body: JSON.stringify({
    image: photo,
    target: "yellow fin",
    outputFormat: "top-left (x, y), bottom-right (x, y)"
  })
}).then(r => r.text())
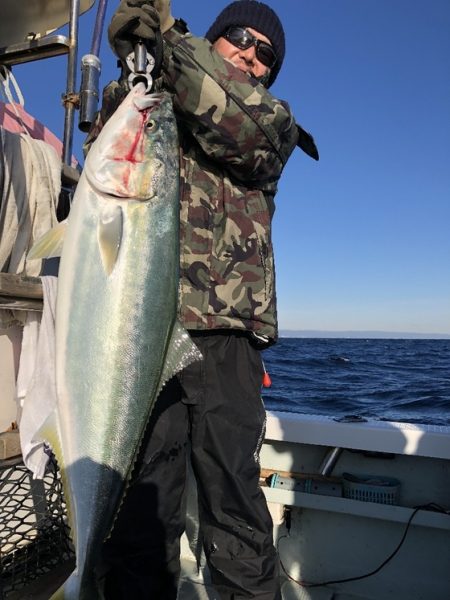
top-left (28, 220), bottom-right (67, 260)
top-left (35, 412), bottom-right (62, 465)
top-left (36, 412), bottom-right (76, 543)
top-left (97, 205), bottom-right (123, 275)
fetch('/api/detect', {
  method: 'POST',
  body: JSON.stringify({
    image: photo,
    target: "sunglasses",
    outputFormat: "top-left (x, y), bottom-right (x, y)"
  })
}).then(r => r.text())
top-left (224, 26), bottom-right (277, 69)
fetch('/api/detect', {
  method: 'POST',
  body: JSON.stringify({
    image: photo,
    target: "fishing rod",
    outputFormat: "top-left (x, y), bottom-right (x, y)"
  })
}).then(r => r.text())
top-left (78, 0), bottom-right (164, 131)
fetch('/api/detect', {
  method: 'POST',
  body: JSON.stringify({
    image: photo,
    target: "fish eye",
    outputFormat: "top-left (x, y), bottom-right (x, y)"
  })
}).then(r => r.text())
top-left (146, 119), bottom-right (158, 131)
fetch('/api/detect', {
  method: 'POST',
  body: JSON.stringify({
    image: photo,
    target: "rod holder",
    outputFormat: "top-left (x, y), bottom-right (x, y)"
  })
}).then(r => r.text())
top-left (78, 53), bottom-right (101, 132)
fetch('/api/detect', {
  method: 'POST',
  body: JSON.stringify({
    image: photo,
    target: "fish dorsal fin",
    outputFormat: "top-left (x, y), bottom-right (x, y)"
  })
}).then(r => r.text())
top-left (97, 204), bottom-right (123, 276)
top-left (27, 220), bottom-right (67, 260)
top-left (157, 321), bottom-right (203, 397)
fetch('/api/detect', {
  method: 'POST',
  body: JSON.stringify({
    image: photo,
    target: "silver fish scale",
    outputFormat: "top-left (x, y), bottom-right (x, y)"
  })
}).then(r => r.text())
top-left (42, 86), bottom-right (201, 600)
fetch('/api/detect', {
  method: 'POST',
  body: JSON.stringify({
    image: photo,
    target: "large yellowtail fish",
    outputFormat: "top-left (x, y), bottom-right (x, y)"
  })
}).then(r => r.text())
top-left (29, 83), bottom-right (201, 599)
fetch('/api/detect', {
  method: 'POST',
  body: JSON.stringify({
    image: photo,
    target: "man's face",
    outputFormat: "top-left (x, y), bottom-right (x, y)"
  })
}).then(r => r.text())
top-left (213, 27), bottom-right (272, 81)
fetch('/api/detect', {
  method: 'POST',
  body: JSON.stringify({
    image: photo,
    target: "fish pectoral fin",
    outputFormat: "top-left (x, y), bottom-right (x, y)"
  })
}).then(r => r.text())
top-left (98, 204), bottom-right (123, 275)
top-left (157, 321), bottom-right (203, 396)
top-left (27, 220), bottom-right (67, 260)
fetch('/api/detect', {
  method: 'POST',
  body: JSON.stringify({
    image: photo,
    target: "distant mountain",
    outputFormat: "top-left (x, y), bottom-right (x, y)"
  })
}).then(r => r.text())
top-left (279, 330), bottom-right (450, 340)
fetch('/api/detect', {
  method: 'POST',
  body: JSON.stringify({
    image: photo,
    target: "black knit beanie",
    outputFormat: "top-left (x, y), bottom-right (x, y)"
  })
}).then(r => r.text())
top-left (205, 0), bottom-right (285, 88)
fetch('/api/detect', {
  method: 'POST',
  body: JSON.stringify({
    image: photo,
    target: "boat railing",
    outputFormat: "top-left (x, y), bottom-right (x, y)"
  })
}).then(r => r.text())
top-left (0, 0), bottom-right (95, 178)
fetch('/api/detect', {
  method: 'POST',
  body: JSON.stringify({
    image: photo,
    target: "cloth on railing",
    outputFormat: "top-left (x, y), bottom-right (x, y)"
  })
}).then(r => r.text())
top-left (0, 128), bottom-right (60, 275)
top-left (17, 276), bottom-right (58, 479)
top-left (0, 128), bottom-right (60, 327)
top-left (1, 100), bottom-right (62, 155)
top-left (0, 65), bottom-right (67, 159)
top-left (0, 101), bottom-right (78, 169)
top-left (0, 63), bottom-right (61, 328)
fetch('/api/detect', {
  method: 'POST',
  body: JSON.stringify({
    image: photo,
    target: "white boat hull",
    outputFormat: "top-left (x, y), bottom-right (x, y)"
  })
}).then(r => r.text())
top-left (180, 411), bottom-right (450, 600)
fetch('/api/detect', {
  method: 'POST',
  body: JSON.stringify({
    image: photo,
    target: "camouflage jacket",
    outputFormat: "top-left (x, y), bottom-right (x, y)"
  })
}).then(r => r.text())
top-left (85, 23), bottom-right (300, 345)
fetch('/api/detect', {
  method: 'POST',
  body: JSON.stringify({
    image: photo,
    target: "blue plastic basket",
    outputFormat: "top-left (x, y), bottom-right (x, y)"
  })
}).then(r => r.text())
top-left (342, 472), bottom-right (400, 505)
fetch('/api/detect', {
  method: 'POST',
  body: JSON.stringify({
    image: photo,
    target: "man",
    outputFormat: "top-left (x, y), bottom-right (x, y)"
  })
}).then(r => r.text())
top-left (87, 1), bottom-right (318, 598)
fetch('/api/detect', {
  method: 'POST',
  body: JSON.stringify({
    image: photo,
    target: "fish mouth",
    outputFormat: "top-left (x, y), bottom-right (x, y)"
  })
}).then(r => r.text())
top-left (85, 158), bottom-right (160, 202)
top-left (132, 88), bottom-right (164, 112)
top-left (87, 177), bottom-right (157, 202)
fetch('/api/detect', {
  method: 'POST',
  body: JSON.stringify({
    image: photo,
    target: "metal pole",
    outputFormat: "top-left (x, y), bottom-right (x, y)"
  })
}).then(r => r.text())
top-left (62, 0), bottom-right (81, 166)
top-left (319, 446), bottom-right (343, 476)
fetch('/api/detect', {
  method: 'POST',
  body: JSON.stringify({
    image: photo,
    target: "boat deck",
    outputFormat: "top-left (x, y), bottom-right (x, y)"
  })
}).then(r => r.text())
top-left (7, 556), bottom-right (368, 600)
top-left (3, 413), bottom-right (449, 600)
top-left (178, 562), bottom-right (365, 600)
top-left (7, 558), bottom-right (217, 600)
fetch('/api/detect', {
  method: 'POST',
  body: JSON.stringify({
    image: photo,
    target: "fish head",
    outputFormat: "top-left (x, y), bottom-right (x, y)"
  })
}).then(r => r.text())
top-left (84, 83), bottom-right (178, 200)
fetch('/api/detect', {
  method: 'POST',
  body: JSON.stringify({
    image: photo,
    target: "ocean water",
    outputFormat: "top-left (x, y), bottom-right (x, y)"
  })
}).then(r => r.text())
top-left (261, 338), bottom-right (450, 426)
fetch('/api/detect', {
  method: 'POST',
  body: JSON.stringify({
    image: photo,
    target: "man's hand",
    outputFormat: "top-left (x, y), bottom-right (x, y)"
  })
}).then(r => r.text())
top-left (154, 0), bottom-right (175, 33)
top-left (108, 0), bottom-right (160, 62)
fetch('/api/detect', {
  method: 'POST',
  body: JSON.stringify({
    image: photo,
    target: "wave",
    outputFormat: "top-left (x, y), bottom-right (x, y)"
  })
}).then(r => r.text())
top-left (262, 338), bottom-right (450, 426)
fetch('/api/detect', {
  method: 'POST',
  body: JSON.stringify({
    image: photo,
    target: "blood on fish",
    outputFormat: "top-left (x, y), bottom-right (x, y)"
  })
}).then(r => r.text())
top-left (109, 109), bottom-right (151, 193)
top-left (124, 109), bottom-right (149, 164)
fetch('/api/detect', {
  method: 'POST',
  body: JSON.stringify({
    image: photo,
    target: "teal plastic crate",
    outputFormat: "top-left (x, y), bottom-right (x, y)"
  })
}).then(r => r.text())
top-left (342, 472), bottom-right (400, 505)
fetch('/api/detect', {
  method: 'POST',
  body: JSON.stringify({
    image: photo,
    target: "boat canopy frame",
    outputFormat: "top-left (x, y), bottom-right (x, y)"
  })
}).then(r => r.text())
top-left (0, 0), bottom-right (97, 178)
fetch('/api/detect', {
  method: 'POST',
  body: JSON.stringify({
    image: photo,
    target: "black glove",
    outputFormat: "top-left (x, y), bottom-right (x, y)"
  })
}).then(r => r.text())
top-left (108, 0), bottom-right (160, 62)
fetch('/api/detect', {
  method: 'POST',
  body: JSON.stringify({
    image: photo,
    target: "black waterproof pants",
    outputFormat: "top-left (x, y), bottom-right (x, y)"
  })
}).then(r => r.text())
top-left (101, 332), bottom-right (281, 599)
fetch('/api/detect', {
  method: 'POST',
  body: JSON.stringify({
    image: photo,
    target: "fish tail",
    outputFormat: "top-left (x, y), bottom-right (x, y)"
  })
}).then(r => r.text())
top-left (50, 570), bottom-right (102, 600)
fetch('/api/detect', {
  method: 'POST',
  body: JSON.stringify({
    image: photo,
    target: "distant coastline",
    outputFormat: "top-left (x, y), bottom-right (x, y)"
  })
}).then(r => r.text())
top-left (279, 330), bottom-right (450, 340)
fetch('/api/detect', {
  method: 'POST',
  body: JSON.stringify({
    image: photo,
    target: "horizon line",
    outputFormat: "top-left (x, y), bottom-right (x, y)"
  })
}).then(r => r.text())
top-left (279, 329), bottom-right (450, 339)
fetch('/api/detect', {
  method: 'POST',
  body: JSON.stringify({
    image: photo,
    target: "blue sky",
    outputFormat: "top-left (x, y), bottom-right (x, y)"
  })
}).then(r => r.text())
top-left (10, 1), bottom-right (450, 335)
